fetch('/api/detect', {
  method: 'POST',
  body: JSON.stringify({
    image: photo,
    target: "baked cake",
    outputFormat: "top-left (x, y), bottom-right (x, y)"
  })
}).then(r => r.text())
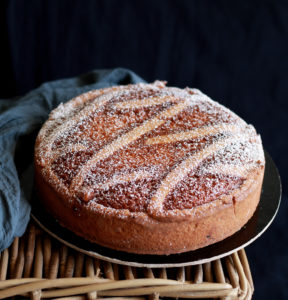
top-left (34, 81), bottom-right (265, 255)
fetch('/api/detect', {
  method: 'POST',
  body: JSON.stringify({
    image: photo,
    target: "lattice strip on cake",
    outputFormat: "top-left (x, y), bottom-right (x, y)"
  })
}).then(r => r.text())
top-left (114, 96), bottom-right (179, 109)
top-left (145, 123), bottom-right (243, 145)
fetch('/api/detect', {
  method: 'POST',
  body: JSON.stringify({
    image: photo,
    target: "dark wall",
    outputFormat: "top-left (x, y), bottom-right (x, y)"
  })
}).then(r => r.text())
top-left (1, 1), bottom-right (287, 299)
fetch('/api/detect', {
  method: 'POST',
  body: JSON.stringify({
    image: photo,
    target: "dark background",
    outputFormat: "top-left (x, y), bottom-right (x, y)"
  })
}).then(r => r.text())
top-left (0, 1), bottom-right (287, 299)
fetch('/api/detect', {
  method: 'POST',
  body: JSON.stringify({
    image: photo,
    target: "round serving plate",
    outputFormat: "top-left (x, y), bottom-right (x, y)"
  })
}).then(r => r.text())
top-left (31, 151), bottom-right (281, 268)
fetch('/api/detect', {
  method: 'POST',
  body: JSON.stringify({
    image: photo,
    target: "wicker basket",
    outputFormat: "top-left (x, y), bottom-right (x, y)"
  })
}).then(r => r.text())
top-left (0, 221), bottom-right (254, 299)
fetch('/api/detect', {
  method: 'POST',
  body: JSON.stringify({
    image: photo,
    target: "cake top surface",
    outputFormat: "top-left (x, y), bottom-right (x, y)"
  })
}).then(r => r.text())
top-left (35, 81), bottom-right (265, 219)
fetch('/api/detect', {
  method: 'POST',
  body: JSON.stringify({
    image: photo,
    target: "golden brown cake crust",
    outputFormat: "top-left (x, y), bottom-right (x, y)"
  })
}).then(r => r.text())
top-left (34, 82), bottom-right (265, 255)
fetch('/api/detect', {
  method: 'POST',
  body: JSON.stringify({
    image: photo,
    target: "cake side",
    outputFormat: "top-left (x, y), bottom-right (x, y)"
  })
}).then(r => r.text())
top-left (34, 165), bottom-right (264, 254)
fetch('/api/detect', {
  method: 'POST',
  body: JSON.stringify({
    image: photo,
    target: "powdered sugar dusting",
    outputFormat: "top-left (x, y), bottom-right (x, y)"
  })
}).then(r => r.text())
top-left (35, 82), bottom-right (265, 218)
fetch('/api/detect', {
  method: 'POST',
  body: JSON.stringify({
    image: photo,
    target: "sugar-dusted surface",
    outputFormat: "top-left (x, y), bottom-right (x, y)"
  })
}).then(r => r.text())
top-left (35, 82), bottom-right (265, 216)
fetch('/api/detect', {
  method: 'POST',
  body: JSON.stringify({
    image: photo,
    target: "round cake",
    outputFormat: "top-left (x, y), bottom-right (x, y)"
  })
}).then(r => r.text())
top-left (34, 81), bottom-right (265, 255)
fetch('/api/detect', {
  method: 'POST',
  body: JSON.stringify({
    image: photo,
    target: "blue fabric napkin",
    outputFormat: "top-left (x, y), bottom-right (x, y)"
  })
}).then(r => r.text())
top-left (0, 68), bottom-right (144, 251)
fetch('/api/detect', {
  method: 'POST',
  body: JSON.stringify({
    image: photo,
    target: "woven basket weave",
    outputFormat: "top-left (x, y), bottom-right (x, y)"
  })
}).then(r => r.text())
top-left (0, 221), bottom-right (253, 299)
